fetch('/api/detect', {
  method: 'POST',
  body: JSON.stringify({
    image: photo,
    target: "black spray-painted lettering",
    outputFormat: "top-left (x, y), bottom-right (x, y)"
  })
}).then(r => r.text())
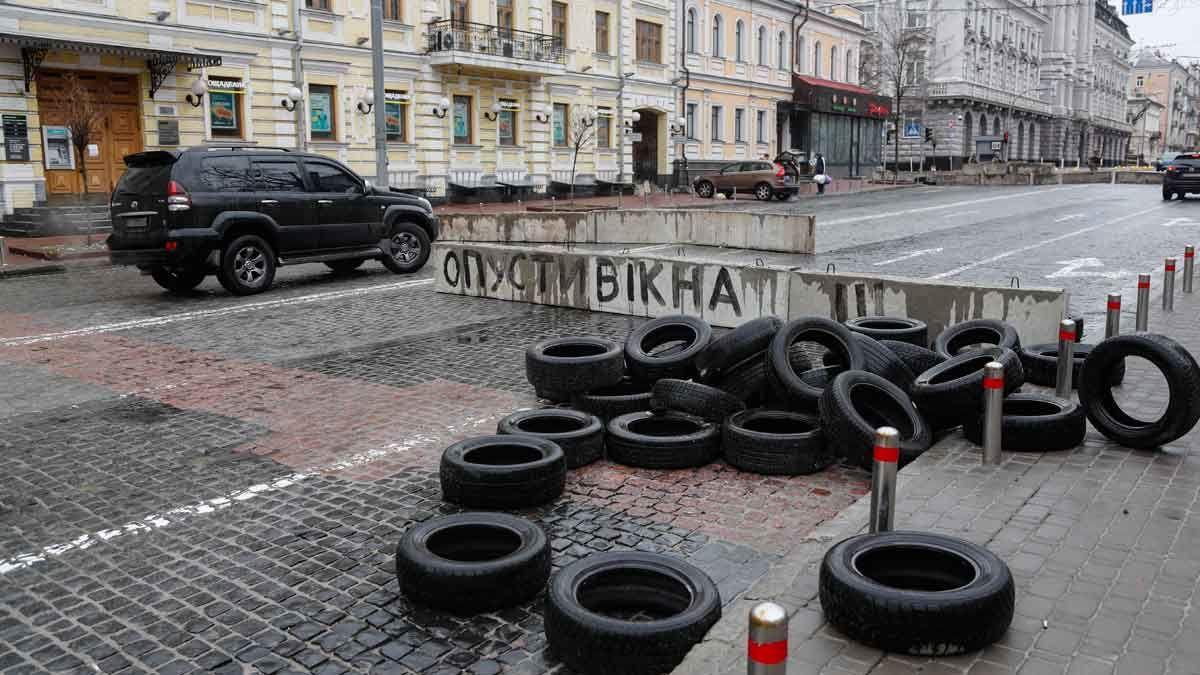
top-left (639, 261), bottom-right (665, 305)
top-left (507, 253), bottom-right (527, 291)
top-left (708, 267), bottom-right (742, 316)
top-left (462, 250), bottom-right (485, 290)
top-left (672, 265), bottom-right (702, 309)
top-left (531, 254), bottom-right (555, 294)
top-left (596, 258), bottom-right (619, 302)
top-left (487, 254), bottom-right (506, 292)
top-left (626, 261), bottom-right (635, 302)
top-left (443, 250), bottom-right (460, 287)
top-left (559, 257), bottom-right (587, 296)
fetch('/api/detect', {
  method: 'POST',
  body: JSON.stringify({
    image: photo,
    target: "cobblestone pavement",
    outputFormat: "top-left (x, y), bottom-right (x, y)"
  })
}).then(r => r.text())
top-left (674, 275), bottom-right (1200, 673)
top-left (0, 262), bottom-right (869, 674)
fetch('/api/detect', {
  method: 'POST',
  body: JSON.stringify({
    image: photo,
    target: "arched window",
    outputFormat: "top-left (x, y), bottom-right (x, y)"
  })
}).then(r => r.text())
top-left (830, 45), bottom-right (839, 80)
top-left (757, 26), bottom-right (766, 65)
top-left (686, 8), bottom-right (697, 53)
top-left (777, 31), bottom-right (786, 69)
top-left (796, 33), bottom-right (805, 72)
top-left (712, 14), bottom-right (723, 57)
top-left (845, 49), bottom-right (854, 83)
top-left (813, 41), bottom-right (822, 77)
top-left (735, 20), bottom-right (745, 61)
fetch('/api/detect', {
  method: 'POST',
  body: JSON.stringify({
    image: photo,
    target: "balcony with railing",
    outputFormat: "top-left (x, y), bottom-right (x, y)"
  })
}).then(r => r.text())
top-left (927, 80), bottom-right (1051, 115)
top-left (426, 20), bottom-right (566, 77)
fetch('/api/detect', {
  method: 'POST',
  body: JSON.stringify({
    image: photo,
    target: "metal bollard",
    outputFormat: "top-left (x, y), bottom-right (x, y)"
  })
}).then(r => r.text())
top-left (1164, 258), bottom-right (1177, 312)
top-left (0, 235), bottom-right (6, 268)
top-left (1105, 293), bottom-right (1121, 339)
top-left (1185, 245), bottom-right (1195, 294)
top-left (1055, 320), bottom-right (1076, 397)
top-left (982, 362), bottom-right (1004, 465)
top-left (869, 427), bottom-right (899, 534)
top-left (1136, 273), bottom-right (1151, 331)
top-left (748, 602), bottom-right (788, 675)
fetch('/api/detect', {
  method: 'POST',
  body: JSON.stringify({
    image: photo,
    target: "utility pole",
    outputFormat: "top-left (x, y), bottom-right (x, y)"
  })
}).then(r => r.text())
top-left (370, 0), bottom-right (388, 185)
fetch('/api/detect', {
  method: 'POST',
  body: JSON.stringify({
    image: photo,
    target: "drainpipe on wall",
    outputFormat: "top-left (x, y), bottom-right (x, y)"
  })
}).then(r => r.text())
top-left (788, 0), bottom-right (809, 155)
top-left (293, 0), bottom-right (306, 151)
top-left (617, 0), bottom-right (627, 184)
top-left (676, 0), bottom-right (689, 188)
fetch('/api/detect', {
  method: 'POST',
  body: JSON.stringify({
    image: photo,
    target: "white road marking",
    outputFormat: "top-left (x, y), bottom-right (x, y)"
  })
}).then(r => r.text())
top-left (940, 210), bottom-right (980, 219)
top-left (927, 205), bottom-right (1169, 280)
top-left (0, 278), bottom-right (434, 347)
top-left (874, 248), bottom-right (945, 266)
top-left (625, 243), bottom-right (679, 253)
top-left (819, 186), bottom-right (1084, 226)
top-left (1054, 213), bottom-right (1086, 222)
top-left (1162, 217), bottom-right (1199, 228)
top-left (1046, 258), bottom-right (1132, 280)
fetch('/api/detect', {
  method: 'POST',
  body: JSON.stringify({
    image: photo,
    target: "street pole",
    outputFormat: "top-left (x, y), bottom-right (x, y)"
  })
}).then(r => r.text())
top-left (370, 0), bottom-right (388, 186)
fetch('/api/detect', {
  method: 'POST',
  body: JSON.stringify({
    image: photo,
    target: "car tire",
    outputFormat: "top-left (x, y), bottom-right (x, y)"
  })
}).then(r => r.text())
top-left (773, 191), bottom-right (790, 201)
top-left (707, 354), bottom-right (771, 407)
top-left (933, 319), bottom-right (1021, 359)
top-left (819, 371), bottom-right (931, 470)
top-left (526, 336), bottom-right (625, 402)
top-left (961, 393), bottom-right (1085, 451)
top-left (571, 377), bottom-right (653, 422)
top-left (910, 347), bottom-right (1024, 430)
top-left (853, 333), bottom-right (917, 392)
top-left (879, 340), bottom-right (947, 378)
top-left (845, 316), bottom-right (929, 347)
top-left (545, 552), bottom-right (721, 675)
top-left (439, 435), bottom-right (566, 508)
top-left (625, 315), bottom-right (712, 383)
top-left (694, 317), bottom-right (783, 378)
top-left (150, 265), bottom-right (206, 293)
top-left (723, 409), bottom-right (832, 475)
top-left (1020, 343), bottom-right (1125, 388)
top-left (1163, 186), bottom-right (1173, 201)
top-left (606, 411), bottom-right (720, 469)
top-left (695, 180), bottom-right (715, 198)
top-left (650, 378), bottom-right (746, 423)
top-left (1079, 333), bottom-right (1200, 449)
top-left (395, 513), bottom-right (550, 615)
top-left (380, 221), bottom-right (431, 274)
top-left (325, 258), bottom-right (366, 274)
top-left (754, 182), bottom-right (774, 201)
top-left (819, 531), bottom-right (1014, 655)
top-left (767, 318), bottom-right (865, 411)
top-left (496, 409), bottom-right (605, 469)
top-left (218, 234), bottom-right (276, 296)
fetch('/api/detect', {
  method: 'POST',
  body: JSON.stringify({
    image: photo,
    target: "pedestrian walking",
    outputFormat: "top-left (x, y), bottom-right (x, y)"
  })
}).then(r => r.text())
top-left (814, 152), bottom-right (828, 195)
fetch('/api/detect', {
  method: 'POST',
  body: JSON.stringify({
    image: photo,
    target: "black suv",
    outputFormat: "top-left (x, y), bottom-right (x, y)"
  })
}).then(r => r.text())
top-left (108, 147), bottom-right (438, 295)
top-left (1163, 153), bottom-right (1200, 201)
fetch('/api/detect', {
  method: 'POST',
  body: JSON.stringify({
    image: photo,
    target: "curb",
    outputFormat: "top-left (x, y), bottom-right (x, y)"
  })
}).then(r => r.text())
top-left (0, 263), bottom-right (67, 279)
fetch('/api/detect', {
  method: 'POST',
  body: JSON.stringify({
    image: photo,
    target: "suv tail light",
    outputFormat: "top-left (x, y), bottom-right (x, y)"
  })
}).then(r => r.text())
top-left (166, 180), bottom-right (191, 212)
top-left (775, 163), bottom-right (786, 178)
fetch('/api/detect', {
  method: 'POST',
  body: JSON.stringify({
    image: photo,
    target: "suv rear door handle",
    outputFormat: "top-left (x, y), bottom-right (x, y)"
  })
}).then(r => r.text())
top-left (317, 199), bottom-right (334, 205)
top-left (260, 199), bottom-right (279, 205)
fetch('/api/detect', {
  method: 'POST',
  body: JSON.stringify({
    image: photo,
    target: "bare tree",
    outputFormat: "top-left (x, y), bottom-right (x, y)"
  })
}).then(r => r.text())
top-left (566, 107), bottom-right (597, 205)
top-left (45, 73), bottom-right (103, 195)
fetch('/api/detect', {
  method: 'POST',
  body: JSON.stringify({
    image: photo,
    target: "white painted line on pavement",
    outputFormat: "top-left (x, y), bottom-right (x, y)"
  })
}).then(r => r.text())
top-left (1054, 213), bottom-right (1086, 222)
top-left (820, 186), bottom-right (1085, 226)
top-left (941, 210), bottom-right (980, 219)
top-left (625, 243), bottom-right (679, 253)
top-left (1, 278), bottom-right (434, 347)
top-left (874, 248), bottom-right (944, 266)
top-left (927, 205), bottom-right (1168, 280)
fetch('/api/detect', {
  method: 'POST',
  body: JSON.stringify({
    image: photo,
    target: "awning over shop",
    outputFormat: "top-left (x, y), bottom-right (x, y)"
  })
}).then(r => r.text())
top-left (0, 32), bottom-right (222, 99)
top-left (790, 75), bottom-right (892, 119)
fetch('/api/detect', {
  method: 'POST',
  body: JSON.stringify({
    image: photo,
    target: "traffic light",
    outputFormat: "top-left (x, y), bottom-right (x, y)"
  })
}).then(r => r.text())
top-left (1003, 131), bottom-right (1010, 144)
top-left (925, 128), bottom-right (934, 143)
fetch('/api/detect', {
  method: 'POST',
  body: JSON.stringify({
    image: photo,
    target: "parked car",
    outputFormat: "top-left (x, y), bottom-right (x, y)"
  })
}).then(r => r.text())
top-left (692, 161), bottom-right (800, 201)
top-left (1154, 152), bottom-right (1180, 171)
top-left (108, 147), bottom-right (438, 295)
top-left (1162, 153), bottom-right (1200, 201)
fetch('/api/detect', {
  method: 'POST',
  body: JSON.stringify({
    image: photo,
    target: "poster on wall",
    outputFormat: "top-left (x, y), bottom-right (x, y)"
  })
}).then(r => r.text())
top-left (310, 90), bottom-right (333, 134)
top-left (453, 98), bottom-right (469, 141)
top-left (43, 126), bottom-right (74, 169)
top-left (210, 91), bottom-right (239, 130)
top-left (3, 114), bottom-right (30, 161)
top-left (552, 108), bottom-right (566, 146)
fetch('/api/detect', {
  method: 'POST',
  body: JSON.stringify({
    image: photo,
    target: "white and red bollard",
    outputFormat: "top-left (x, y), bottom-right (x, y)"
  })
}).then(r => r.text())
top-left (1105, 293), bottom-right (1121, 339)
top-left (869, 427), bottom-right (899, 533)
top-left (1164, 258), bottom-right (1177, 312)
top-left (748, 602), bottom-right (788, 675)
top-left (1184, 245), bottom-right (1195, 294)
top-left (982, 362), bottom-right (1004, 465)
top-left (1136, 273), bottom-right (1151, 331)
top-left (1056, 320), bottom-right (1076, 398)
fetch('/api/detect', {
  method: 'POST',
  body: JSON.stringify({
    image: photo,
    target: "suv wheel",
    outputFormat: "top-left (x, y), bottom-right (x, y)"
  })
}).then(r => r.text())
top-left (325, 259), bottom-right (366, 274)
top-left (381, 222), bottom-right (431, 274)
top-left (150, 265), bottom-right (206, 293)
top-left (218, 234), bottom-right (276, 295)
top-left (754, 182), bottom-right (773, 201)
top-left (695, 181), bottom-right (715, 198)
top-left (1163, 186), bottom-right (1174, 201)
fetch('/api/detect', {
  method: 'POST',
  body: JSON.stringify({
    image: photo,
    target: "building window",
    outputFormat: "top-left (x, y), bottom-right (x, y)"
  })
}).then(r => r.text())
top-left (596, 113), bottom-right (611, 148)
top-left (777, 31), bottom-right (786, 69)
top-left (553, 102), bottom-right (568, 146)
top-left (757, 26), bottom-right (766, 65)
top-left (814, 41), bottom-right (822, 77)
top-left (595, 11), bottom-right (610, 55)
top-left (385, 91), bottom-right (408, 142)
top-left (907, 0), bottom-right (927, 28)
top-left (208, 77), bottom-right (244, 138)
top-left (686, 103), bottom-right (697, 139)
top-left (1136, 76), bottom-right (1144, 87)
top-left (734, 108), bottom-right (745, 142)
top-left (636, 20), bottom-right (662, 63)
top-left (756, 110), bottom-right (766, 143)
top-left (383, 0), bottom-right (401, 21)
top-left (831, 45), bottom-right (839, 80)
top-left (796, 34), bottom-right (805, 72)
top-left (308, 84), bottom-right (335, 141)
top-left (686, 8), bottom-right (697, 53)
top-left (450, 0), bottom-right (468, 24)
top-left (710, 105), bottom-right (722, 141)
top-left (711, 15), bottom-right (722, 57)
top-left (497, 99), bottom-right (517, 146)
top-left (552, 2), bottom-right (567, 43)
top-left (846, 50), bottom-right (855, 84)
top-left (734, 20), bottom-right (746, 62)
top-left (904, 52), bottom-right (926, 85)
top-left (497, 0), bottom-right (512, 29)
top-left (453, 94), bottom-right (472, 144)
top-left (306, 0), bottom-right (330, 9)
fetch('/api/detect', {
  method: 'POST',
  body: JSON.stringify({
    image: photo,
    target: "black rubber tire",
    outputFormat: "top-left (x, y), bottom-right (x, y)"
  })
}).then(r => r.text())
top-left (911, 347), bottom-right (1024, 429)
top-left (819, 531), bottom-right (1014, 656)
top-left (845, 316), bottom-right (928, 347)
top-left (767, 318), bottom-right (865, 410)
top-left (380, 221), bottom-right (432, 274)
top-left (217, 234), bottom-right (276, 296)
top-left (853, 333), bottom-right (917, 392)
top-left (526, 336), bottom-right (625, 402)
top-left (694, 317), bottom-right (782, 377)
top-left (819, 371), bottom-right (931, 470)
top-left (439, 435), bottom-right (566, 508)
top-left (325, 258), bottom-right (366, 273)
top-left (961, 393), bottom-right (1085, 451)
top-left (934, 319), bottom-right (1021, 359)
top-left (496, 409), bottom-right (605, 469)
top-left (650, 379), bottom-right (746, 423)
top-left (1079, 333), bottom-right (1200, 449)
top-left (707, 354), bottom-right (771, 407)
top-left (1163, 186), bottom-right (1173, 201)
top-left (753, 182), bottom-right (774, 201)
top-left (150, 265), bottom-right (206, 293)
top-left (395, 513), bottom-right (549, 615)
top-left (571, 377), bottom-right (653, 421)
top-left (606, 411), bottom-right (720, 469)
top-left (625, 315), bottom-right (713, 383)
top-left (880, 340), bottom-right (947, 378)
top-left (695, 180), bottom-right (715, 198)
top-left (723, 409), bottom-right (832, 475)
top-left (545, 551), bottom-right (721, 675)
top-left (1020, 343), bottom-right (1125, 388)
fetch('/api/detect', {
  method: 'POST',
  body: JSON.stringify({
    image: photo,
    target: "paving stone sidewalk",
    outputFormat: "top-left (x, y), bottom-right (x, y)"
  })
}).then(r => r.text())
top-left (674, 293), bottom-right (1200, 674)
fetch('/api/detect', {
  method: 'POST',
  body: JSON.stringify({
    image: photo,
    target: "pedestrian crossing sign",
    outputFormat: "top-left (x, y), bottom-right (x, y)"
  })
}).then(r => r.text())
top-left (1122, 0), bottom-right (1151, 15)
top-left (904, 120), bottom-right (922, 139)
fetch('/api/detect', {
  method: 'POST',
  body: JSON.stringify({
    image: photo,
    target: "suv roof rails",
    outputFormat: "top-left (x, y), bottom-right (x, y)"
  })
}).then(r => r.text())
top-left (198, 146), bottom-right (293, 152)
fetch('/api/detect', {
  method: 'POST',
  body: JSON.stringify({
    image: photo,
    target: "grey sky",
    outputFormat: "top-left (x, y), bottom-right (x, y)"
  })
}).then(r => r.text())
top-left (1121, 1), bottom-right (1200, 61)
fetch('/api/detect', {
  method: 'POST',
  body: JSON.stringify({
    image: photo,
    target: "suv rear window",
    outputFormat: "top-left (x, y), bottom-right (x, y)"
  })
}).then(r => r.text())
top-left (115, 156), bottom-right (175, 196)
top-left (199, 156), bottom-right (253, 191)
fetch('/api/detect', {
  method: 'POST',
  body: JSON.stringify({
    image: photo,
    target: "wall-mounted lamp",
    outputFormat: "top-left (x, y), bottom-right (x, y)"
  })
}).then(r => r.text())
top-left (185, 78), bottom-right (207, 107)
top-left (625, 110), bottom-right (640, 129)
top-left (483, 102), bottom-right (501, 121)
top-left (534, 105), bottom-right (550, 123)
top-left (580, 65), bottom-right (593, 73)
top-left (282, 85), bottom-right (302, 111)
top-left (356, 36), bottom-right (370, 46)
top-left (579, 108), bottom-right (597, 129)
top-left (154, 10), bottom-right (171, 22)
top-left (356, 89), bottom-right (375, 114)
top-left (276, 28), bottom-right (295, 37)
top-left (433, 96), bottom-right (450, 118)
top-left (669, 116), bottom-right (687, 135)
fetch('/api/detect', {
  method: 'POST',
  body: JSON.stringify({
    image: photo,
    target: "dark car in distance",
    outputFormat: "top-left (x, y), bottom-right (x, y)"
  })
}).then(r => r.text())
top-left (1163, 153), bottom-right (1200, 201)
top-left (108, 147), bottom-right (438, 295)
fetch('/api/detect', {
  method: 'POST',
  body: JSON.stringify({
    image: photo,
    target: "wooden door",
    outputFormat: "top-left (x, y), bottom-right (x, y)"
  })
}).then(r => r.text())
top-left (37, 71), bottom-right (143, 195)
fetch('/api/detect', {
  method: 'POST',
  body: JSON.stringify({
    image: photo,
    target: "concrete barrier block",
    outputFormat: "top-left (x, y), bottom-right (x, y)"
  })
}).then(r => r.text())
top-left (433, 242), bottom-right (591, 309)
top-left (745, 213), bottom-right (815, 253)
top-left (593, 210), bottom-right (664, 244)
top-left (522, 213), bottom-right (592, 243)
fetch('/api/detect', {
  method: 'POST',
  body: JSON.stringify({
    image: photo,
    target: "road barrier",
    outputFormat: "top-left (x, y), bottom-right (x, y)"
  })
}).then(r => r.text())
top-left (1136, 274), bottom-right (1150, 331)
top-left (982, 363), bottom-right (1004, 465)
top-left (1164, 258), bottom-right (1177, 313)
top-left (870, 427), bottom-right (899, 534)
top-left (748, 602), bottom-right (788, 674)
top-left (1056, 320), bottom-right (1076, 397)
top-left (1105, 293), bottom-right (1121, 339)
top-left (1185, 246), bottom-right (1195, 294)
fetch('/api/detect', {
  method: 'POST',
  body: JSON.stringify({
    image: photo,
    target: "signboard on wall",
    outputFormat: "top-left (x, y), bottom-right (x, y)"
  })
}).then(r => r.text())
top-left (310, 90), bottom-right (333, 134)
top-left (3, 114), bottom-right (29, 161)
top-left (158, 119), bottom-right (180, 146)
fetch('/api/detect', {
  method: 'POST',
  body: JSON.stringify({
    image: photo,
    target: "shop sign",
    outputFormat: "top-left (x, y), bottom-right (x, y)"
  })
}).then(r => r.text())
top-left (207, 78), bottom-right (245, 92)
top-left (3, 114), bottom-right (30, 162)
top-left (385, 91), bottom-right (411, 103)
top-left (867, 102), bottom-right (891, 118)
top-left (499, 100), bottom-right (521, 111)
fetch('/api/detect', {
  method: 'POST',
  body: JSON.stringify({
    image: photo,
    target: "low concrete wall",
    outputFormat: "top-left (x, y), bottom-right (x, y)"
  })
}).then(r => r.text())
top-left (438, 209), bottom-right (816, 254)
top-left (433, 242), bottom-right (1068, 340)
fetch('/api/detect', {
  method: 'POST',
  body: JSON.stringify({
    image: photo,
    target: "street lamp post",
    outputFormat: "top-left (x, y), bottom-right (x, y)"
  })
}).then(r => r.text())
top-left (370, 0), bottom-right (388, 186)
top-left (617, 71), bottom-right (636, 184)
